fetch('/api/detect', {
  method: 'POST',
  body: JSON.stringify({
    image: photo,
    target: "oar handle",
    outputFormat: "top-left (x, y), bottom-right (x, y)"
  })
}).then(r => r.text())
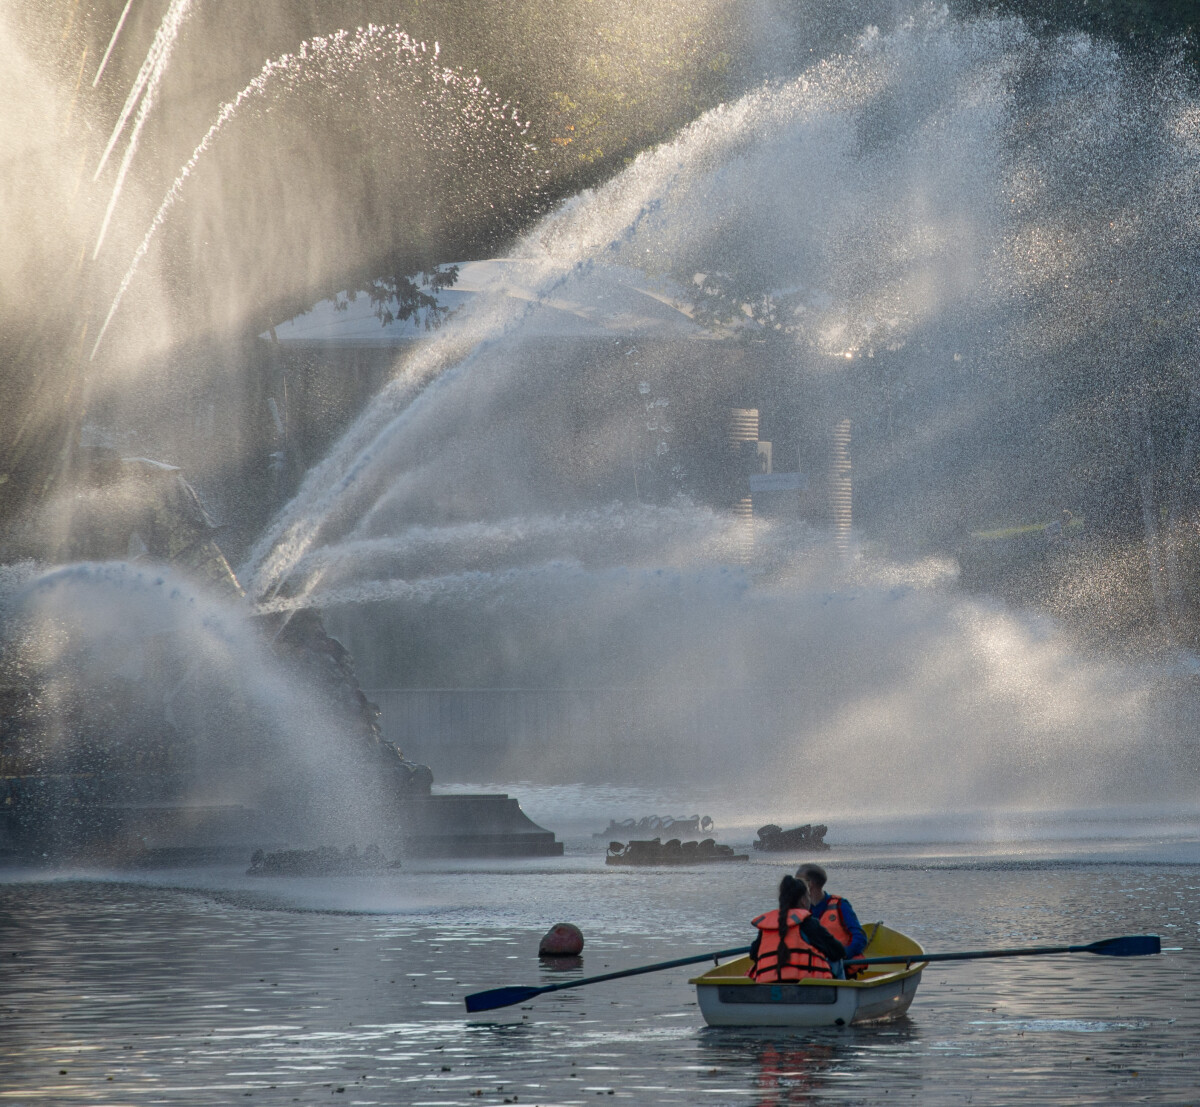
top-left (537, 945), bottom-right (751, 995)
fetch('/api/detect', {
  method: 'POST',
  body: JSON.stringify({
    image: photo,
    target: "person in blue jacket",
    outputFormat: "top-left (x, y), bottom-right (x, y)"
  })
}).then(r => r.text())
top-left (797, 863), bottom-right (868, 974)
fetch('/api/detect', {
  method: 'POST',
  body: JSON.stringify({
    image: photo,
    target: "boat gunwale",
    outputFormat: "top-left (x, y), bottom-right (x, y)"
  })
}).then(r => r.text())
top-left (688, 924), bottom-right (926, 988)
top-left (688, 960), bottom-right (927, 988)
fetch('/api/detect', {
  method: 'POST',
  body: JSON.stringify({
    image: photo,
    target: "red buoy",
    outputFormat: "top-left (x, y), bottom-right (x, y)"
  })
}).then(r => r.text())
top-left (538, 922), bottom-right (584, 956)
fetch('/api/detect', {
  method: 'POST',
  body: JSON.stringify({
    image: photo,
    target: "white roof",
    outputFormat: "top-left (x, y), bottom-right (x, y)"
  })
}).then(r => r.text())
top-left (263, 259), bottom-right (716, 346)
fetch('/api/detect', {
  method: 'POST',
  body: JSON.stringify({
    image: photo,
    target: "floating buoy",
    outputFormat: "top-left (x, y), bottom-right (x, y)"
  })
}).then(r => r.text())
top-left (539, 922), bottom-right (584, 956)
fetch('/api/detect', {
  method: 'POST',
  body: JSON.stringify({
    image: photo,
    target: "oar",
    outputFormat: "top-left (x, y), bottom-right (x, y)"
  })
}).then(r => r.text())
top-left (464, 945), bottom-right (751, 1013)
top-left (465, 934), bottom-right (1161, 1014)
top-left (847, 934), bottom-right (1161, 967)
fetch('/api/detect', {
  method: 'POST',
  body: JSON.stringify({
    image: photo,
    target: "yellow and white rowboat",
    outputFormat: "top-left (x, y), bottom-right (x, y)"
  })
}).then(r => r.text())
top-left (689, 923), bottom-right (926, 1028)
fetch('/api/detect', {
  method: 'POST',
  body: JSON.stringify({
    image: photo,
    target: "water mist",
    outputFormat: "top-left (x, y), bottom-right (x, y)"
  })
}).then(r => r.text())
top-left (0, 561), bottom-right (393, 854)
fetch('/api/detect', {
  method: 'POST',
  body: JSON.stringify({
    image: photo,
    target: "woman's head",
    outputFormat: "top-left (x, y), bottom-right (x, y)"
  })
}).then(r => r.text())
top-left (778, 874), bottom-right (810, 918)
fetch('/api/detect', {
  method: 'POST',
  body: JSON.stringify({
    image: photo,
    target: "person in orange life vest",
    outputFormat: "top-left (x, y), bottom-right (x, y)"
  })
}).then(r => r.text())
top-left (797, 862), bottom-right (868, 977)
top-left (749, 874), bottom-right (846, 982)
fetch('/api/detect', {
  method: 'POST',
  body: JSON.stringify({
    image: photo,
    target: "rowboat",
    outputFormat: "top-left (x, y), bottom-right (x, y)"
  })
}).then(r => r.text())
top-left (689, 923), bottom-right (925, 1027)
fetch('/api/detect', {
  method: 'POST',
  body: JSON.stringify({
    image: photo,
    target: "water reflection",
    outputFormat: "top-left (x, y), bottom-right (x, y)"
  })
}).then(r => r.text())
top-left (695, 1023), bottom-right (924, 1105)
top-left (742, 1036), bottom-right (838, 1105)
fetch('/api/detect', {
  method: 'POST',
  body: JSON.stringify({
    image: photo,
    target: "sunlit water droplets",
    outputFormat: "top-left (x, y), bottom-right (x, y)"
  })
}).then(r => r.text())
top-left (93, 24), bottom-right (534, 360)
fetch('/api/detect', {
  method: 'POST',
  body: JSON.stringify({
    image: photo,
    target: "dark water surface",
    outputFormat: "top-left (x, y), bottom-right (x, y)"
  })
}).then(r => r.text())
top-left (2, 839), bottom-right (1199, 1106)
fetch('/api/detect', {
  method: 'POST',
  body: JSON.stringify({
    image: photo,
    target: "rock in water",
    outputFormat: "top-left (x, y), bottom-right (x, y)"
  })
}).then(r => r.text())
top-left (752, 823), bottom-right (830, 852)
top-left (539, 922), bottom-right (584, 956)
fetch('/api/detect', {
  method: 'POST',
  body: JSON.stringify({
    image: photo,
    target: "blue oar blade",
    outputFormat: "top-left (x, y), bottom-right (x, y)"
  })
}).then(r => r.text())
top-left (1085, 934), bottom-right (1161, 957)
top-left (465, 985), bottom-right (544, 1013)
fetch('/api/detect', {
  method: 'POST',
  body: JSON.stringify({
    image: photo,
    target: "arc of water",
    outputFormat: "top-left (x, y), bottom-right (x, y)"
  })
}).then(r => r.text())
top-left (92, 0), bottom-right (136, 88)
top-left (241, 173), bottom-right (691, 599)
top-left (89, 30), bottom-right (399, 358)
top-left (94, 0), bottom-right (188, 178)
top-left (253, 550), bottom-right (756, 614)
top-left (246, 76), bottom-right (815, 596)
top-left (292, 519), bottom-right (573, 583)
top-left (285, 503), bottom-right (722, 586)
top-left (238, 280), bottom-right (558, 601)
top-left (93, 0), bottom-right (195, 259)
top-left (90, 70), bottom-right (268, 360)
top-left (91, 27), bottom-right (526, 361)
top-left (251, 560), bottom-right (640, 614)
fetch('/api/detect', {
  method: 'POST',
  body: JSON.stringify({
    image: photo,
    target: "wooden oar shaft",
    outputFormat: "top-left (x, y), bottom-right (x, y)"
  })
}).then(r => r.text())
top-left (535, 945), bottom-right (751, 995)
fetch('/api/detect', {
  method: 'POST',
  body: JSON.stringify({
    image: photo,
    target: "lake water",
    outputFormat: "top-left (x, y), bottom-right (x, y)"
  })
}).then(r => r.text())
top-left (3, 794), bottom-right (1199, 1106)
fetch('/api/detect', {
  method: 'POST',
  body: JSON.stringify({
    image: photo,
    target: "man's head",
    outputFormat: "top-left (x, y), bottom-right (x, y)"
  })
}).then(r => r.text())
top-left (796, 862), bottom-right (827, 903)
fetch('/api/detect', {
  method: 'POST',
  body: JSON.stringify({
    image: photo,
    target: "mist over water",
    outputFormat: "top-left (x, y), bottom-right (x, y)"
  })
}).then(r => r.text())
top-left (236, 9), bottom-right (1200, 812)
top-left (0, 562), bottom-right (390, 846)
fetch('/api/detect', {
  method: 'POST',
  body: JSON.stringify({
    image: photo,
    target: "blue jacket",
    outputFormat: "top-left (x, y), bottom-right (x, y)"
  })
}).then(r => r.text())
top-left (811, 893), bottom-right (868, 958)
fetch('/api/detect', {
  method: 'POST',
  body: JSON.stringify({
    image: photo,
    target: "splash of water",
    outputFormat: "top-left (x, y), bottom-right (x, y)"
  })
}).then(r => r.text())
top-left (1, 561), bottom-right (390, 844)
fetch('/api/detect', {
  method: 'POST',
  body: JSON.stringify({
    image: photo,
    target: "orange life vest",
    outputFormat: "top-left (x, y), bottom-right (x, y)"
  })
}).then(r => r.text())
top-left (750, 908), bottom-right (834, 981)
top-left (813, 895), bottom-right (850, 946)
top-left (814, 895), bottom-right (865, 978)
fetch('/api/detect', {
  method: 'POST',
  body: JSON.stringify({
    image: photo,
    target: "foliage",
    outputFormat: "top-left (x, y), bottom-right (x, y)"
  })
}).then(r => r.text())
top-left (958, 0), bottom-right (1200, 44)
top-left (360, 267), bottom-right (461, 330)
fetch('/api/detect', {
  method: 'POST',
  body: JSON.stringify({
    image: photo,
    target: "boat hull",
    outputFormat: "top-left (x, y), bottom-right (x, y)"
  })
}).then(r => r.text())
top-left (690, 924), bottom-right (926, 1028)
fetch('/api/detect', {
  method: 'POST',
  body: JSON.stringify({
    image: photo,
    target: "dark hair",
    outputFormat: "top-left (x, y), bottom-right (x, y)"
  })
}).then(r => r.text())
top-left (777, 874), bottom-right (808, 940)
top-left (797, 863), bottom-right (827, 889)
